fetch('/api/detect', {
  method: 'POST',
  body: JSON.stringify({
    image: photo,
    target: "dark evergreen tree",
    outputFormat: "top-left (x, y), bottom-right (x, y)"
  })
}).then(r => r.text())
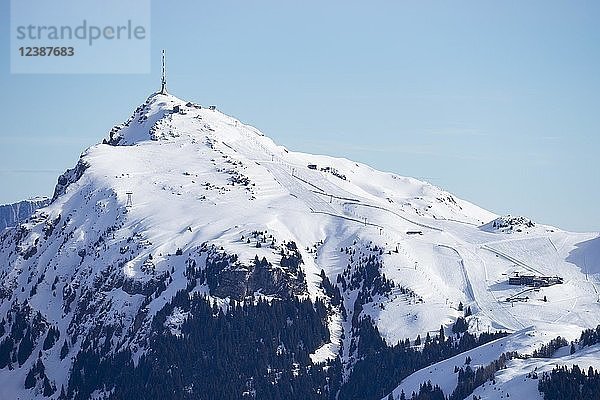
top-left (43, 326), bottom-right (60, 350)
top-left (449, 353), bottom-right (512, 400)
top-left (539, 364), bottom-right (600, 400)
top-left (452, 317), bottom-right (468, 334)
top-left (17, 330), bottom-right (34, 366)
top-left (64, 292), bottom-right (332, 400)
top-left (60, 340), bottom-right (69, 360)
top-left (24, 367), bottom-right (36, 389)
top-left (415, 335), bottom-right (421, 346)
top-left (409, 381), bottom-right (445, 400)
top-left (339, 315), bottom-right (507, 400)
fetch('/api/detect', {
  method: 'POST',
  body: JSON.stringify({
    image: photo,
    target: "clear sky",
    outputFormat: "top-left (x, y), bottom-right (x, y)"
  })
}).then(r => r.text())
top-left (1, 1), bottom-right (599, 232)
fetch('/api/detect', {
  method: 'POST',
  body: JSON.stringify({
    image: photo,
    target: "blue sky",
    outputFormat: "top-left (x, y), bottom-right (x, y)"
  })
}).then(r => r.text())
top-left (1, 1), bottom-right (599, 232)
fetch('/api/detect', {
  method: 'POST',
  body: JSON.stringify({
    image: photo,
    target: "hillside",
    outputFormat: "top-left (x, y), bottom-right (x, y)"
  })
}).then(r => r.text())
top-left (0, 91), bottom-right (598, 400)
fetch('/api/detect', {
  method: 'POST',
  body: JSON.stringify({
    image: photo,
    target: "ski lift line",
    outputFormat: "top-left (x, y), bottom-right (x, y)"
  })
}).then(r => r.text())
top-left (289, 171), bottom-right (326, 193)
top-left (506, 286), bottom-right (539, 301)
top-left (312, 190), bottom-right (361, 203)
top-left (125, 192), bottom-right (133, 207)
top-left (585, 270), bottom-right (600, 302)
top-left (348, 202), bottom-right (443, 232)
top-left (221, 141), bottom-right (235, 151)
top-left (481, 245), bottom-right (544, 276)
top-left (265, 162), bottom-right (337, 214)
top-left (484, 235), bottom-right (551, 247)
top-left (433, 216), bottom-right (479, 227)
top-left (310, 211), bottom-right (383, 228)
top-left (548, 237), bottom-right (558, 253)
top-left (262, 160), bottom-right (325, 193)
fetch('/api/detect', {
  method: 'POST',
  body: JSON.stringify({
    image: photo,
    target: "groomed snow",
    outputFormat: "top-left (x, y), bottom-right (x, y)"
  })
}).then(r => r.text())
top-left (1, 92), bottom-right (599, 399)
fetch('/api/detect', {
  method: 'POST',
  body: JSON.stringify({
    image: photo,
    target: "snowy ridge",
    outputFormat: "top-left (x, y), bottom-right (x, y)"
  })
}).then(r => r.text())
top-left (0, 197), bottom-right (50, 231)
top-left (0, 92), bottom-right (598, 399)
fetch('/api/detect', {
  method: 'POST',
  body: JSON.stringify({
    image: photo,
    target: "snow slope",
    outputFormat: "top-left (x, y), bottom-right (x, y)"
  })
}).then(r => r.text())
top-left (0, 91), bottom-right (599, 399)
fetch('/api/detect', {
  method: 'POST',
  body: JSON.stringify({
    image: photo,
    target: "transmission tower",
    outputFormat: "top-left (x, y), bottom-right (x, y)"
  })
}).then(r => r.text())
top-left (160, 49), bottom-right (167, 94)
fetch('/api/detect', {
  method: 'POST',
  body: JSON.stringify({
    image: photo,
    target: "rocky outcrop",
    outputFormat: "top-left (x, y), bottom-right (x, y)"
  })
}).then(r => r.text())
top-left (201, 242), bottom-right (307, 300)
top-left (0, 197), bottom-right (50, 231)
top-left (480, 215), bottom-right (535, 233)
top-left (51, 160), bottom-right (89, 202)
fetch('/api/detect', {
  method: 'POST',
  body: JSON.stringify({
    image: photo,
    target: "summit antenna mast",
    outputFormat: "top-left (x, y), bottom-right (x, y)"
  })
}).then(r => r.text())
top-left (160, 49), bottom-right (167, 94)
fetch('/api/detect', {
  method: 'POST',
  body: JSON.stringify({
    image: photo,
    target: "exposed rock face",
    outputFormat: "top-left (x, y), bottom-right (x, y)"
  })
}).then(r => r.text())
top-left (0, 197), bottom-right (50, 231)
top-left (204, 242), bottom-right (307, 300)
top-left (2, 91), bottom-right (597, 400)
top-left (480, 215), bottom-right (535, 233)
top-left (51, 160), bottom-right (89, 201)
top-left (211, 266), bottom-right (250, 299)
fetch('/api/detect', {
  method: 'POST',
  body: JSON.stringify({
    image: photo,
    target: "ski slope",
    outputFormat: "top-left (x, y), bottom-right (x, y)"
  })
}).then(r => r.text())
top-left (1, 92), bottom-right (599, 399)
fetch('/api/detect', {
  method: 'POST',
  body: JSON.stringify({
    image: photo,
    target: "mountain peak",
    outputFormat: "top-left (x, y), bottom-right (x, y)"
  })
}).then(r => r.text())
top-left (1, 88), bottom-right (599, 400)
top-left (104, 92), bottom-right (189, 146)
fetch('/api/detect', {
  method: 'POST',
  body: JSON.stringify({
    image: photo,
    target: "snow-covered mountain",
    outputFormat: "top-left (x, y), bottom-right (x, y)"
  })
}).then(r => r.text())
top-left (1, 91), bottom-right (599, 400)
top-left (0, 197), bottom-right (50, 231)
